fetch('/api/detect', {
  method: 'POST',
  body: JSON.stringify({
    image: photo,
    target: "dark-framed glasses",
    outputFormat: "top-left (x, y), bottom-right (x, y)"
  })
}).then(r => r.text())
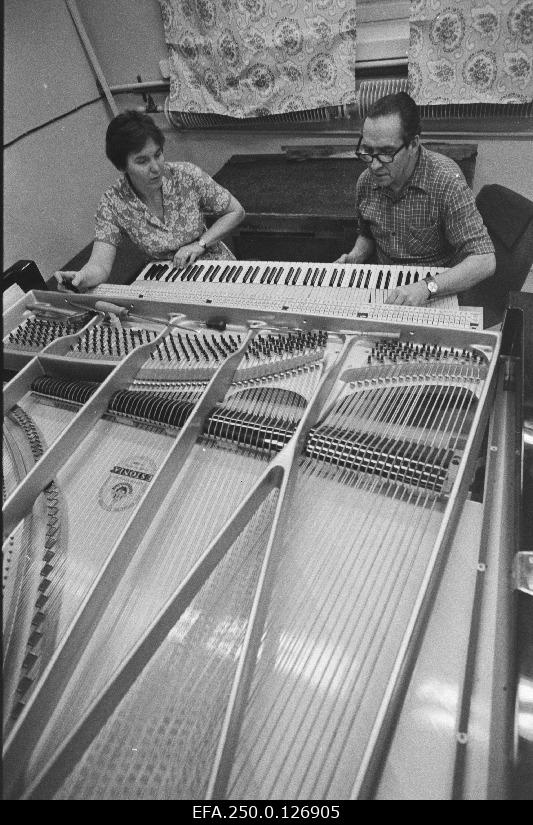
top-left (355, 137), bottom-right (407, 164)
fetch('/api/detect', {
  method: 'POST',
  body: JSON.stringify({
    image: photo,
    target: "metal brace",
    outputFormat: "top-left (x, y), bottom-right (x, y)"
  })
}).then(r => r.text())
top-left (512, 552), bottom-right (533, 596)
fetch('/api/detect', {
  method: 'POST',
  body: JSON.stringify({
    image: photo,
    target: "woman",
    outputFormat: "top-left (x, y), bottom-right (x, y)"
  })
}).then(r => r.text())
top-left (56, 110), bottom-right (245, 292)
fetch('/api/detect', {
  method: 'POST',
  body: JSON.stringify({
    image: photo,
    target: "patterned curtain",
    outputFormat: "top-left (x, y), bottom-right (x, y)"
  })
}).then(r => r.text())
top-left (159, 0), bottom-right (357, 118)
top-left (409, 0), bottom-right (533, 105)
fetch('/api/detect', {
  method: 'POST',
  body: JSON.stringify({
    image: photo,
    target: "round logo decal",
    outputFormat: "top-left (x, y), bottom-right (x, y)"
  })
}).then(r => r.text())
top-left (98, 455), bottom-right (157, 512)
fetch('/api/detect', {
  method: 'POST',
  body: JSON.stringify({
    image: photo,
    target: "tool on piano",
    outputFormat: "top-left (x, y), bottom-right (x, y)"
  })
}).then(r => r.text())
top-left (93, 258), bottom-right (484, 329)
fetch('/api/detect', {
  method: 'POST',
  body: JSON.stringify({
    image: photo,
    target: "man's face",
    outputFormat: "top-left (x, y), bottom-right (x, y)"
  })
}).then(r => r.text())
top-left (360, 113), bottom-right (418, 191)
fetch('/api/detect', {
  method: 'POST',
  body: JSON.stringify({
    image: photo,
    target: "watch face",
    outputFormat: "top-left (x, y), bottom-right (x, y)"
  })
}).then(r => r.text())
top-left (425, 277), bottom-right (438, 294)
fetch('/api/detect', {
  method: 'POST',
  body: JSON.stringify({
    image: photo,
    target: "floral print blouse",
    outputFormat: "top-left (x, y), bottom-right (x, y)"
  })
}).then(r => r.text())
top-left (94, 161), bottom-right (235, 260)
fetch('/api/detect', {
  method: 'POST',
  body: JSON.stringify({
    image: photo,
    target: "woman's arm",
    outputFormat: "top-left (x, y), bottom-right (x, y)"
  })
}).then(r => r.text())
top-left (173, 194), bottom-right (245, 268)
top-left (55, 241), bottom-right (117, 292)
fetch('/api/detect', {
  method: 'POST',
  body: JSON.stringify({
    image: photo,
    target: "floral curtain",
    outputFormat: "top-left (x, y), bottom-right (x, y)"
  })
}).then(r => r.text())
top-left (409, 0), bottom-right (533, 105)
top-left (159, 0), bottom-right (357, 118)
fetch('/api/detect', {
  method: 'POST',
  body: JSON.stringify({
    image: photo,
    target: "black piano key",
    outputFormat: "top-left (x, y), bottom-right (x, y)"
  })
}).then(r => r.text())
top-left (219, 264), bottom-right (231, 282)
top-left (404, 270), bottom-right (411, 285)
top-left (364, 269), bottom-right (372, 288)
top-left (260, 266), bottom-right (271, 284)
top-left (251, 265), bottom-right (260, 282)
top-left (303, 267), bottom-right (312, 286)
top-left (397, 270), bottom-right (404, 286)
top-left (191, 264), bottom-right (204, 281)
top-left (274, 266), bottom-right (283, 284)
top-left (356, 268), bottom-right (365, 288)
top-left (267, 266), bottom-right (276, 284)
top-left (310, 267), bottom-right (319, 287)
top-left (384, 270), bottom-right (391, 289)
top-left (151, 263), bottom-right (165, 281)
top-left (164, 266), bottom-right (177, 282)
top-left (318, 267), bottom-right (327, 286)
top-left (292, 267), bottom-right (301, 285)
top-left (202, 264), bottom-right (214, 282)
top-left (232, 265), bottom-right (243, 283)
top-left (375, 269), bottom-right (384, 289)
top-left (285, 266), bottom-right (294, 285)
top-left (348, 268), bottom-right (357, 288)
top-left (329, 268), bottom-right (338, 287)
top-left (209, 264), bottom-right (221, 282)
top-left (337, 269), bottom-right (345, 287)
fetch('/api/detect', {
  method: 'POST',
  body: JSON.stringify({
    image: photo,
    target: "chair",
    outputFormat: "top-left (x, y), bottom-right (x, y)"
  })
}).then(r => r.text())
top-left (460, 184), bottom-right (533, 328)
top-left (3, 259), bottom-right (48, 293)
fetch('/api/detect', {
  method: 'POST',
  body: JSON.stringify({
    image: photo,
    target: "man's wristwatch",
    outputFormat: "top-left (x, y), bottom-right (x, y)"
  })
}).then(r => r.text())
top-left (423, 273), bottom-right (438, 295)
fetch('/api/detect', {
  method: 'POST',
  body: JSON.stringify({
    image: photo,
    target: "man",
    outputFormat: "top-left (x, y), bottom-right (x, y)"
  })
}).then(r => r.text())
top-left (337, 92), bottom-right (495, 305)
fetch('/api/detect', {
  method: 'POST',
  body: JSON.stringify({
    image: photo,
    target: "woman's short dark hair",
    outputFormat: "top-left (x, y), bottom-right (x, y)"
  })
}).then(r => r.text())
top-left (366, 92), bottom-right (421, 144)
top-left (105, 110), bottom-right (165, 170)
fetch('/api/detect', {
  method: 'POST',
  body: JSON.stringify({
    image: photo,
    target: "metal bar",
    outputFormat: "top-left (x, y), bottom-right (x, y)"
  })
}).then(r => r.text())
top-left (22, 464), bottom-right (284, 800)
top-left (350, 329), bottom-right (502, 798)
top-left (3, 324), bottom-right (170, 538)
top-left (2, 328), bottom-right (256, 797)
top-left (64, 0), bottom-right (118, 116)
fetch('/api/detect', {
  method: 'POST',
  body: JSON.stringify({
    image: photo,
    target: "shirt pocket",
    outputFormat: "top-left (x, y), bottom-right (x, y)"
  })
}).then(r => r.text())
top-left (407, 222), bottom-right (441, 255)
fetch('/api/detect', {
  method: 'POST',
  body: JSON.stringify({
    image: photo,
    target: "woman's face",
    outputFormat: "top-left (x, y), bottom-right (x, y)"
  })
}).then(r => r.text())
top-left (125, 137), bottom-right (165, 197)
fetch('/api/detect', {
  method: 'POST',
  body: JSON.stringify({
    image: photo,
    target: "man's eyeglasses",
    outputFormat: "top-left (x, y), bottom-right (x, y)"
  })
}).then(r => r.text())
top-left (355, 137), bottom-right (407, 165)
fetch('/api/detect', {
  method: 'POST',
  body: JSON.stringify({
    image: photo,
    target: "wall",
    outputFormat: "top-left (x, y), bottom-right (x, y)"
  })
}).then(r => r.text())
top-left (4, 0), bottom-right (117, 280)
top-left (157, 129), bottom-right (533, 201)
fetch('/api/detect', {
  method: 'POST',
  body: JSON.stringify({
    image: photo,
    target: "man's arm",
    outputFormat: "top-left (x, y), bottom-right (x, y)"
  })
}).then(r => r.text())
top-left (335, 234), bottom-right (375, 264)
top-left (386, 251), bottom-right (496, 306)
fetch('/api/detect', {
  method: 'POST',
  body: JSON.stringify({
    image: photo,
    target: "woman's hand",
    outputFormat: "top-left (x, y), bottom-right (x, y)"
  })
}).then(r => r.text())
top-left (385, 281), bottom-right (430, 306)
top-left (173, 242), bottom-right (206, 269)
top-left (54, 242), bottom-right (116, 293)
top-left (54, 267), bottom-right (108, 293)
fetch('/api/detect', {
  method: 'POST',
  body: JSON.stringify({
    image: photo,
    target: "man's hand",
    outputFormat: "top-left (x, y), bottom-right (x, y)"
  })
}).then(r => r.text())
top-left (173, 242), bottom-right (206, 269)
top-left (385, 281), bottom-right (430, 306)
top-left (334, 252), bottom-right (358, 264)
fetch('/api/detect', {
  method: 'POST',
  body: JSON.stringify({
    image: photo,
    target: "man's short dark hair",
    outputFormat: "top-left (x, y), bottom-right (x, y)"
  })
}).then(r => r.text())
top-left (366, 92), bottom-right (421, 144)
top-left (105, 110), bottom-right (165, 170)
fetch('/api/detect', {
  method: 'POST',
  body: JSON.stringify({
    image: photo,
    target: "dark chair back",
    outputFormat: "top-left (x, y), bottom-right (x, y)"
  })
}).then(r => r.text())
top-left (460, 184), bottom-right (533, 327)
top-left (3, 260), bottom-right (47, 292)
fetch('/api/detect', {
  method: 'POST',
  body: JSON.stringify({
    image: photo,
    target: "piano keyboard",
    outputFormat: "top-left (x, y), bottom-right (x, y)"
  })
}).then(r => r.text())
top-left (94, 278), bottom-right (483, 330)
top-left (129, 259), bottom-right (458, 309)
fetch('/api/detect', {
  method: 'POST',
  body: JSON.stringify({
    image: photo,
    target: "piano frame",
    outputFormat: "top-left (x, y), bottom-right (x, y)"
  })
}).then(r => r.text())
top-left (2, 288), bottom-right (527, 800)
